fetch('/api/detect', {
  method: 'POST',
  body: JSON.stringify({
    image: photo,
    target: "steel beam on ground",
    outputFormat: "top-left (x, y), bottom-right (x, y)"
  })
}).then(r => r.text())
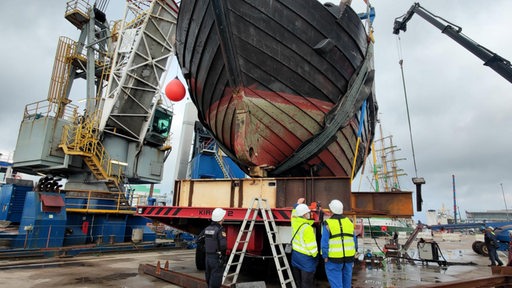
top-left (138, 261), bottom-right (230, 288)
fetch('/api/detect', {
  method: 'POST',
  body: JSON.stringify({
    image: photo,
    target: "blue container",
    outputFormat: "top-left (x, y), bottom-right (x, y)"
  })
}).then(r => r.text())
top-left (89, 214), bottom-right (128, 244)
top-left (65, 198), bottom-right (86, 209)
top-left (13, 192), bottom-right (67, 248)
top-left (0, 184), bottom-right (32, 223)
top-left (88, 199), bottom-right (117, 210)
top-left (190, 154), bottom-right (246, 179)
top-left (63, 214), bottom-right (88, 246)
top-left (142, 226), bottom-right (156, 242)
top-left (63, 226), bottom-right (87, 246)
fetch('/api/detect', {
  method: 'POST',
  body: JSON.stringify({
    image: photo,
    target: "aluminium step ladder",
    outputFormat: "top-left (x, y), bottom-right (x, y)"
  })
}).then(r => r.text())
top-left (222, 197), bottom-right (296, 288)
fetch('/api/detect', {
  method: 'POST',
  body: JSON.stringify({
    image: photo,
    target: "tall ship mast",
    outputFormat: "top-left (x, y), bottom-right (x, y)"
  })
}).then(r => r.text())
top-left (371, 120), bottom-right (407, 192)
top-left (360, 120), bottom-right (414, 237)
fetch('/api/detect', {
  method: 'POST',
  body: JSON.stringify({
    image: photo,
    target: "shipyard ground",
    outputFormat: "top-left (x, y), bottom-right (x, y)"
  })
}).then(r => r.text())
top-left (0, 233), bottom-right (502, 288)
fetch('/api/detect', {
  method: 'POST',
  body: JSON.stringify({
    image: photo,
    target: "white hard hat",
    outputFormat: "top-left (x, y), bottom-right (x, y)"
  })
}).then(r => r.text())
top-left (212, 208), bottom-right (226, 222)
top-left (329, 199), bottom-right (344, 215)
top-left (488, 226), bottom-right (494, 230)
top-left (295, 204), bottom-right (311, 217)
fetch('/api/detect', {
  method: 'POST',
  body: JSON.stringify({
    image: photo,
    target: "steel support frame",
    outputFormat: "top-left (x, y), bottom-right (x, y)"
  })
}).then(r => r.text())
top-left (100, 0), bottom-right (178, 144)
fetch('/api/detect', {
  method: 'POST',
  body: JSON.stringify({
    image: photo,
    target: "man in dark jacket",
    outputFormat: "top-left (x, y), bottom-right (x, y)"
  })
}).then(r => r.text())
top-left (203, 208), bottom-right (227, 287)
top-left (484, 226), bottom-right (503, 266)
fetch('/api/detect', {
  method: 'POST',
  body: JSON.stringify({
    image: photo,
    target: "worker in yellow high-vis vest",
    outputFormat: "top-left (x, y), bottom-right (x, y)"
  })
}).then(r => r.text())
top-left (291, 198), bottom-right (318, 288)
top-left (321, 199), bottom-right (355, 288)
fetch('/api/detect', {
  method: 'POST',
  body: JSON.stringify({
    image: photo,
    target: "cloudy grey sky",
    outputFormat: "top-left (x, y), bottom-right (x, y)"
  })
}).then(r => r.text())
top-left (349, 0), bottom-right (512, 222)
top-left (1, 1), bottom-right (511, 222)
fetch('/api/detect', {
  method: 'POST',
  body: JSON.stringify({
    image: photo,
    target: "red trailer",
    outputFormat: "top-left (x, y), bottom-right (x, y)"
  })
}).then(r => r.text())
top-left (136, 176), bottom-right (413, 261)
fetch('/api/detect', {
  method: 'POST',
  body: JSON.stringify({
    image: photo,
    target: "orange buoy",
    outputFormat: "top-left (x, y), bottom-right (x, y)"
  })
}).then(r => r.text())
top-left (381, 226), bottom-right (387, 232)
top-left (165, 77), bottom-right (186, 102)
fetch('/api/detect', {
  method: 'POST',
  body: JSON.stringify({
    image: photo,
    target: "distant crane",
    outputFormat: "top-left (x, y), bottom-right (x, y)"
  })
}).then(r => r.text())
top-left (393, 2), bottom-right (512, 84)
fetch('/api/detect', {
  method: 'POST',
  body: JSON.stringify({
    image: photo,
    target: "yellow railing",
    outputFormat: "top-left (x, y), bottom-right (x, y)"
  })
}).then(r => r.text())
top-left (65, 189), bottom-right (134, 213)
top-left (64, 189), bottom-right (147, 213)
top-left (23, 100), bottom-right (79, 122)
top-left (110, 20), bottom-right (123, 43)
top-left (65, 0), bottom-right (90, 20)
top-left (60, 112), bottom-right (123, 189)
top-left (124, 7), bottom-right (149, 30)
top-left (47, 37), bottom-right (75, 105)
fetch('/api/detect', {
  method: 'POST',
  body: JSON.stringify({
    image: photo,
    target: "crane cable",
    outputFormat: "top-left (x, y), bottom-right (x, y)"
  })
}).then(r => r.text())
top-left (396, 36), bottom-right (419, 178)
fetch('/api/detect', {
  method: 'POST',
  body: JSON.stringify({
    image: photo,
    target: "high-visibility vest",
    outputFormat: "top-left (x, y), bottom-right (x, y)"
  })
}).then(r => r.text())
top-left (292, 217), bottom-right (318, 257)
top-left (325, 217), bottom-right (355, 259)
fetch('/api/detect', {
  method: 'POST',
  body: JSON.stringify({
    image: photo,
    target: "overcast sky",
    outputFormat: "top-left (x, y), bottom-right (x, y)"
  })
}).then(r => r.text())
top-left (1, 1), bottom-right (511, 222)
top-left (349, 0), bottom-right (512, 222)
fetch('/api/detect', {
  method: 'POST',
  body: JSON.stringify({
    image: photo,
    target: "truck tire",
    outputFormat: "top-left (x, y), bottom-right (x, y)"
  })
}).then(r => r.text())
top-left (472, 241), bottom-right (482, 254)
top-left (479, 243), bottom-right (489, 256)
top-left (474, 241), bottom-right (489, 256)
top-left (195, 243), bottom-right (206, 270)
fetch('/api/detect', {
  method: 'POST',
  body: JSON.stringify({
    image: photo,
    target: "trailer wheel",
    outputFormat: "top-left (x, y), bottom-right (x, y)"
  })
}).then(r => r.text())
top-left (195, 242), bottom-right (206, 270)
top-left (474, 241), bottom-right (489, 256)
top-left (472, 241), bottom-right (482, 254)
top-left (479, 243), bottom-right (489, 257)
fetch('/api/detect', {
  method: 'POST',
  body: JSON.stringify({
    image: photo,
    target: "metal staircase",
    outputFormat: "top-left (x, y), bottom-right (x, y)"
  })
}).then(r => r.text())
top-left (214, 147), bottom-right (231, 179)
top-left (59, 117), bottom-right (131, 209)
top-left (59, 114), bottom-right (127, 199)
top-left (222, 198), bottom-right (296, 288)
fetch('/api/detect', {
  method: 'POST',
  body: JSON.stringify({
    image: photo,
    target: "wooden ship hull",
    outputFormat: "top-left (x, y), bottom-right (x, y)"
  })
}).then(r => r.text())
top-left (176, 0), bottom-right (378, 177)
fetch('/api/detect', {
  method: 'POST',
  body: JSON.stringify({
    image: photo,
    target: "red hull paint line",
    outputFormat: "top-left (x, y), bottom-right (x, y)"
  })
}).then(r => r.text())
top-left (176, 0), bottom-right (378, 177)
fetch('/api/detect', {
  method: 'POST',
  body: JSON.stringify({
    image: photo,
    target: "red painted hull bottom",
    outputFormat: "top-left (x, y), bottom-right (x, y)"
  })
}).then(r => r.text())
top-left (206, 87), bottom-right (366, 177)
